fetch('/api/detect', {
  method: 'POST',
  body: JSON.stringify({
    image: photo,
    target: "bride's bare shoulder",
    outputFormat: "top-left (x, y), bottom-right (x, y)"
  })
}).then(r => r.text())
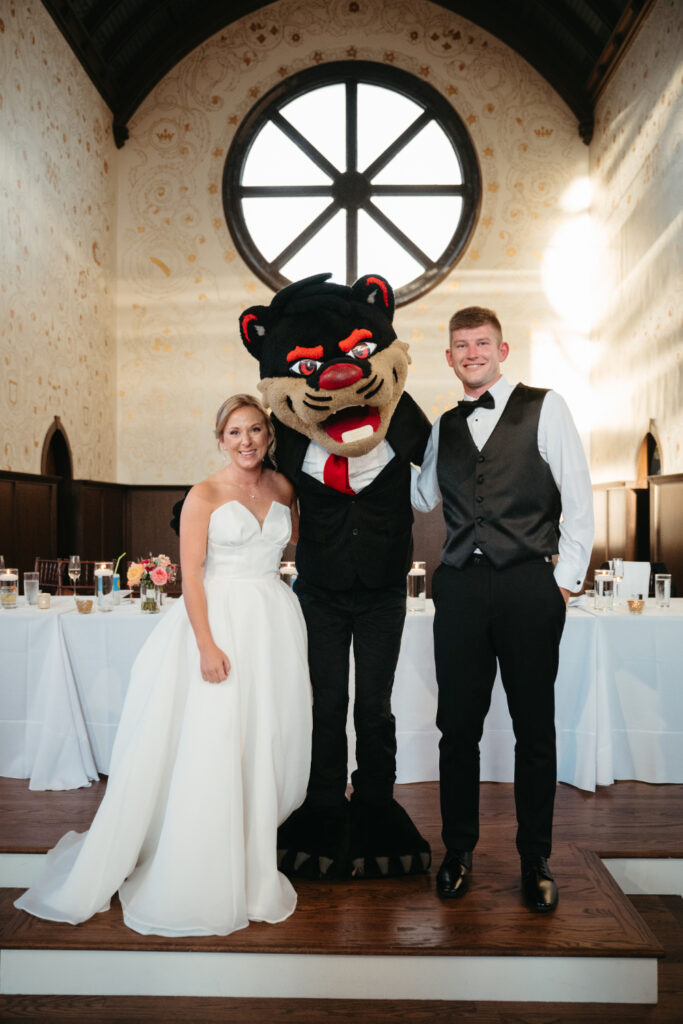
top-left (184, 478), bottom-right (225, 517)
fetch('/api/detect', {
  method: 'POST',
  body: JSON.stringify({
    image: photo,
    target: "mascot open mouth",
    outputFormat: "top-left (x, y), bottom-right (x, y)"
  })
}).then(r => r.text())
top-left (322, 405), bottom-right (381, 444)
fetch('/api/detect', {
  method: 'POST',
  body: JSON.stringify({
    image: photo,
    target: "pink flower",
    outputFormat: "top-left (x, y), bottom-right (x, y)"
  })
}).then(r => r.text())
top-left (157, 555), bottom-right (171, 567)
top-left (150, 566), bottom-right (168, 586)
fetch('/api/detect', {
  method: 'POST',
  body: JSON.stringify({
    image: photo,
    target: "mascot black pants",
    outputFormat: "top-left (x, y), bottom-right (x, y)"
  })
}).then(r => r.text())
top-left (433, 557), bottom-right (567, 860)
top-left (294, 577), bottom-right (406, 809)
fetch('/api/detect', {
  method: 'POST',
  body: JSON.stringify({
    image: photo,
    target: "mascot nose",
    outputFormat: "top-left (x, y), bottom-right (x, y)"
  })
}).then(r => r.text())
top-left (318, 362), bottom-right (364, 390)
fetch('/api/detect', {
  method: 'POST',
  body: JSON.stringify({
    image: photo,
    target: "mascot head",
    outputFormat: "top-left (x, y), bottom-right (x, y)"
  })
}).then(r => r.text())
top-left (239, 273), bottom-right (410, 458)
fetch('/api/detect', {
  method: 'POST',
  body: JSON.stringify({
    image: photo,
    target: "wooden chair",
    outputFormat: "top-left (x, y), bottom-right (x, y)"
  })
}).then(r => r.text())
top-left (33, 557), bottom-right (66, 594)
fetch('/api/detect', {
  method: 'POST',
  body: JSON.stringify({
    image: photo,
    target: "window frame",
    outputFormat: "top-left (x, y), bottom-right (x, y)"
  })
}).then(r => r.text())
top-left (223, 60), bottom-right (481, 305)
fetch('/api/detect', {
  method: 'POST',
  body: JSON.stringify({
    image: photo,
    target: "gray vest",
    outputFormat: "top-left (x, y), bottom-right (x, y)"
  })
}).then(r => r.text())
top-left (437, 384), bottom-right (561, 569)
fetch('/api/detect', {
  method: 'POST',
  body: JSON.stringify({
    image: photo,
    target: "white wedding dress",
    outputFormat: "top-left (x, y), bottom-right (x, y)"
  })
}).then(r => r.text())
top-left (16, 501), bottom-right (312, 937)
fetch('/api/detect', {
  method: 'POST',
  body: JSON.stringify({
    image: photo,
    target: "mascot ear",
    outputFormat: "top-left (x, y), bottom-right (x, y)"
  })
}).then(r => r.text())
top-left (239, 305), bottom-right (270, 361)
top-left (352, 274), bottom-right (395, 323)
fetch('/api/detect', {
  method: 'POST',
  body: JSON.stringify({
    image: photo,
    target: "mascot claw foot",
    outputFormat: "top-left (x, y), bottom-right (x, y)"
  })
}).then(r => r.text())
top-left (278, 797), bottom-right (431, 880)
top-left (349, 796), bottom-right (431, 879)
top-left (277, 801), bottom-right (350, 879)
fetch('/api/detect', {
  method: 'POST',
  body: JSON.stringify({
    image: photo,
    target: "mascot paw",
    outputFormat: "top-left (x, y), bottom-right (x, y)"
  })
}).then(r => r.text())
top-left (277, 800), bottom-right (350, 879)
top-left (349, 797), bottom-right (432, 879)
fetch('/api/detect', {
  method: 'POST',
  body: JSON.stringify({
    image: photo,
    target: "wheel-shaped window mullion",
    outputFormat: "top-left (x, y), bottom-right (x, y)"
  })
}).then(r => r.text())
top-left (223, 62), bottom-right (481, 304)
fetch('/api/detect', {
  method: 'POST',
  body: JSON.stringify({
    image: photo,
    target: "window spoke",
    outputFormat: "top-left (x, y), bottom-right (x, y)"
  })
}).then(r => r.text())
top-left (272, 111), bottom-right (341, 180)
top-left (362, 110), bottom-right (432, 181)
top-left (346, 208), bottom-right (358, 284)
top-left (240, 185), bottom-right (335, 197)
top-left (362, 199), bottom-right (434, 270)
top-left (346, 81), bottom-right (358, 173)
top-left (271, 201), bottom-right (341, 271)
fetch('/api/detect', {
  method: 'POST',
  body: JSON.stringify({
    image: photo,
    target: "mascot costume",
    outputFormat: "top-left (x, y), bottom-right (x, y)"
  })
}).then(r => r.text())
top-left (239, 272), bottom-right (432, 880)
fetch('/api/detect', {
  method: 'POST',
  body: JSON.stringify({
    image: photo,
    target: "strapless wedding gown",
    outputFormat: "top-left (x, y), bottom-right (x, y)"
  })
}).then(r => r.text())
top-left (16, 501), bottom-right (312, 937)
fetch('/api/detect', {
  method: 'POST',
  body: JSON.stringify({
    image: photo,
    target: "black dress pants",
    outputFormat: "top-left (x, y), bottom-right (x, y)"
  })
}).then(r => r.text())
top-left (295, 577), bottom-right (406, 808)
top-left (433, 557), bottom-right (566, 859)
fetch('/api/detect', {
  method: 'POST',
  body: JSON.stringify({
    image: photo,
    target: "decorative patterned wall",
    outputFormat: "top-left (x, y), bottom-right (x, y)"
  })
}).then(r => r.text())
top-left (0, 1), bottom-right (118, 478)
top-left (117, 0), bottom-right (589, 484)
top-left (589, 0), bottom-right (682, 482)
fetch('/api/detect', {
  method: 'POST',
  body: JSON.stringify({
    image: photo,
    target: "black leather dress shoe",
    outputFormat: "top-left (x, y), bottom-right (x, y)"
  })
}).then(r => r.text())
top-left (521, 856), bottom-right (558, 912)
top-left (436, 850), bottom-right (472, 899)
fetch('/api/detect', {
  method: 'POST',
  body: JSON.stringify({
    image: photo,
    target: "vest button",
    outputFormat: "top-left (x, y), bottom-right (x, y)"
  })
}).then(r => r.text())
top-left (476, 516), bottom-right (484, 525)
top-left (476, 495), bottom-right (484, 503)
top-left (477, 475), bottom-right (484, 484)
top-left (352, 528), bottom-right (359, 536)
top-left (478, 455), bottom-right (485, 463)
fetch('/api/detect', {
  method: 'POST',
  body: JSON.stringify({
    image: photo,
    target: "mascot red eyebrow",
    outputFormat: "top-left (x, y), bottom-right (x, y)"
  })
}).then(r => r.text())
top-left (240, 272), bottom-right (431, 879)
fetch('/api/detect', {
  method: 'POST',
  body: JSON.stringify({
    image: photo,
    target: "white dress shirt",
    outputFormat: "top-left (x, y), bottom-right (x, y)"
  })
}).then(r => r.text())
top-left (302, 438), bottom-right (394, 493)
top-left (411, 376), bottom-right (594, 592)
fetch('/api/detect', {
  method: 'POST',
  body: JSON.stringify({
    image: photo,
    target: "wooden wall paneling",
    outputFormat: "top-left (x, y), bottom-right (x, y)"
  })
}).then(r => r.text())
top-left (0, 479), bottom-right (14, 565)
top-left (67, 482), bottom-right (126, 562)
top-left (124, 487), bottom-right (186, 569)
top-left (649, 472), bottom-right (683, 595)
top-left (0, 473), bottom-right (59, 577)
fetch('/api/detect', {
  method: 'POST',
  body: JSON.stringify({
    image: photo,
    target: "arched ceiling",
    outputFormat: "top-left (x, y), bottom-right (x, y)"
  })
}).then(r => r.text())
top-left (40, 0), bottom-right (655, 147)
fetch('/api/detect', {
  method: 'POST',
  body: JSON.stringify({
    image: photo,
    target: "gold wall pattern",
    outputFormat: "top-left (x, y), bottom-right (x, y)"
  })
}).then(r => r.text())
top-left (117, 0), bottom-right (588, 484)
top-left (0, 1), bottom-right (117, 477)
top-left (589, 0), bottom-right (682, 481)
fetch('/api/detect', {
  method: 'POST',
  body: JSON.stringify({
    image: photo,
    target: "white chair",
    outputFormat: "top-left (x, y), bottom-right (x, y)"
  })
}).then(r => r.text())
top-left (620, 561), bottom-right (650, 599)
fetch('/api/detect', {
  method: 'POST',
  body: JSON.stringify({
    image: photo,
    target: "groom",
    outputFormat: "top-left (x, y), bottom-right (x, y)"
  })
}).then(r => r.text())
top-left (239, 273), bottom-right (432, 879)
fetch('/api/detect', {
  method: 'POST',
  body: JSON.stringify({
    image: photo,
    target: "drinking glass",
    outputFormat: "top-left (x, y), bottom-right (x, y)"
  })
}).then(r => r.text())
top-left (627, 593), bottom-right (645, 615)
top-left (0, 554), bottom-right (5, 571)
top-left (654, 573), bottom-right (671, 608)
top-left (0, 569), bottom-right (19, 610)
top-left (68, 555), bottom-right (81, 593)
top-left (594, 572), bottom-right (614, 611)
top-left (24, 571), bottom-right (39, 606)
top-left (610, 557), bottom-right (624, 605)
top-left (407, 561), bottom-right (426, 612)
top-left (94, 561), bottom-right (114, 611)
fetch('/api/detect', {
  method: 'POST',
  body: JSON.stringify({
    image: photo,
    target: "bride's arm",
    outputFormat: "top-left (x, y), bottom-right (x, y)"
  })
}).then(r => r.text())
top-left (180, 487), bottom-right (231, 684)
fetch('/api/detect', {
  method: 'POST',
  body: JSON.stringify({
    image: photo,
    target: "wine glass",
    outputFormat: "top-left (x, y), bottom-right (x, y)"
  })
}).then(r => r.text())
top-left (68, 555), bottom-right (81, 594)
top-left (0, 554), bottom-right (5, 572)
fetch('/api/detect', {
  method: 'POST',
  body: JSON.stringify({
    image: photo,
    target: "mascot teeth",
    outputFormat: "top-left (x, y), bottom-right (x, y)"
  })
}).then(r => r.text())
top-left (322, 405), bottom-right (381, 442)
top-left (341, 424), bottom-right (374, 443)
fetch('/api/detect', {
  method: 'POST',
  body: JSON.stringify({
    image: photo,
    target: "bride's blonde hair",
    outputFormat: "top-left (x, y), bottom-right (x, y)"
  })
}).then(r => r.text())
top-left (214, 394), bottom-right (276, 465)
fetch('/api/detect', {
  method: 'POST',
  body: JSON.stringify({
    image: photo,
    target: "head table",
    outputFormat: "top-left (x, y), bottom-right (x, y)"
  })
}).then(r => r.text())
top-left (0, 594), bottom-right (681, 791)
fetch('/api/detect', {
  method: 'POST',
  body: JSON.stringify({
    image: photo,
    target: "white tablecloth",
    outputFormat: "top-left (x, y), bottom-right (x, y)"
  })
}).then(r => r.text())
top-left (1, 596), bottom-right (681, 791)
top-left (389, 599), bottom-right (683, 790)
top-left (0, 598), bottom-right (98, 789)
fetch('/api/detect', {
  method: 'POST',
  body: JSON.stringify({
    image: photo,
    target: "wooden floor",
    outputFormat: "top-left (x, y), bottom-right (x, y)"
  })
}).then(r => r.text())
top-left (1, 778), bottom-right (681, 1021)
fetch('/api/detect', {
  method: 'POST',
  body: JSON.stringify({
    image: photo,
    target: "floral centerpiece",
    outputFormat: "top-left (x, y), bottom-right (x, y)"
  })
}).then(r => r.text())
top-left (127, 554), bottom-right (177, 613)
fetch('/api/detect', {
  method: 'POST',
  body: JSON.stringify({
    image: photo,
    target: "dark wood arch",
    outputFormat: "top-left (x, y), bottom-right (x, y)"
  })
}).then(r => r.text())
top-left (40, 416), bottom-right (73, 480)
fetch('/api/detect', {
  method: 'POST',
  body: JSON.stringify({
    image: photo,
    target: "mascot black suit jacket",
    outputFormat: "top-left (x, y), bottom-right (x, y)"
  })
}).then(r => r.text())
top-left (240, 272), bottom-right (431, 880)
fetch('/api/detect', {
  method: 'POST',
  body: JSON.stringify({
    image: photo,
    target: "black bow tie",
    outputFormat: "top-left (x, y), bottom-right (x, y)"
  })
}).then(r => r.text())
top-left (457, 391), bottom-right (495, 417)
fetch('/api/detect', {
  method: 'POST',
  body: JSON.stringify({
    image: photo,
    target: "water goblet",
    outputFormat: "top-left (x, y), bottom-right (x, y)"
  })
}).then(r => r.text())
top-left (68, 555), bottom-right (81, 594)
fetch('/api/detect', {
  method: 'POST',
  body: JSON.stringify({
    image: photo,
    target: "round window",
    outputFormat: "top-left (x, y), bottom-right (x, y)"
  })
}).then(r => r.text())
top-left (223, 61), bottom-right (481, 305)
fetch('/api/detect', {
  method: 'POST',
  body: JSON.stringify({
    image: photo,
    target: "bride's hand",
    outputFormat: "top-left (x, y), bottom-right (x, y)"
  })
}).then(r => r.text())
top-left (199, 643), bottom-right (231, 684)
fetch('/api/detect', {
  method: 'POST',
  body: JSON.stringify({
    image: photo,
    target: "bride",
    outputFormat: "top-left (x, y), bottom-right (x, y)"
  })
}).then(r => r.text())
top-left (16, 394), bottom-right (312, 937)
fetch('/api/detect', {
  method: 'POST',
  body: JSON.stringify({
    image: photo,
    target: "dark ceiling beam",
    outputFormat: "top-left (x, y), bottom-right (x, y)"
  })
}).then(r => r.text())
top-left (101, 0), bottom-right (175, 62)
top-left (533, 0), bottom-right (606, 60)
top-left (585, 0), bottom-right (657, 101)
top-left (585, 0), bottom-right (624, 31)
top-left (38, 0), bottom-right (653, 148)
top-left (82, 0), bottom-right (124, 36)
top-left (40, 0), bottom-right (116, 103)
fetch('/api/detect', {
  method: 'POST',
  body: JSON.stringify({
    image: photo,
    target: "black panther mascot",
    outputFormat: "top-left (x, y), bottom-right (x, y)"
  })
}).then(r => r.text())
top-left (239, 272), bottom-right (431, 880)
